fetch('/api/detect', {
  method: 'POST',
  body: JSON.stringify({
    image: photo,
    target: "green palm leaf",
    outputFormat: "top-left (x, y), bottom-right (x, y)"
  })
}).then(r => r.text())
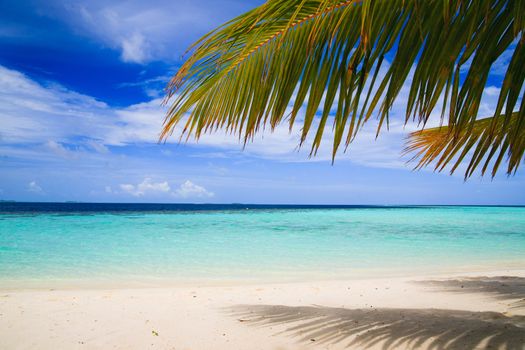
top-left (162, 0), bottom-right (524, 177)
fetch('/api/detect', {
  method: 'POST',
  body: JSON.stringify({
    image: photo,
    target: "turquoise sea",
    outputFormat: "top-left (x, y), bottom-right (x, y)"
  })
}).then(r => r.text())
top-left (0, 204), bottom-right (524, 287)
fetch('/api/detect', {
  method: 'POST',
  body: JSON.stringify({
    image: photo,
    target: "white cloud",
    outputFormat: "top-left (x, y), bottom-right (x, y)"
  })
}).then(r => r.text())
top-left (174, 180), bottom-right (214, 199)
top-left (0, 65), bottom-right (112, 144)
top-left (121, 33), bottom-right (147, 63)
top-left (118, 178), bottom-right (213, 199)
top-left (0, 65), bottom-right (167, 152)
top-left (119, 177), bottom-right (171, 197)
top-left (27, 181), bottom-right (43, 194)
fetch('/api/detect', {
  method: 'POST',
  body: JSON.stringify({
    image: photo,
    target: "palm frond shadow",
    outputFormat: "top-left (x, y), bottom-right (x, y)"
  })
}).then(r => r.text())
top-left (416, 276), bottom-right (525, 311)
top-left (227, 304), bottom-right (525, 349)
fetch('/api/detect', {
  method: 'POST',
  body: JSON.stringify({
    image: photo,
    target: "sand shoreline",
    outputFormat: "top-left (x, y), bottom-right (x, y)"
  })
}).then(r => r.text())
top-left (2, 266), bottom-right (525, 291)
top-left (1, 269), bottom-right (524, 349)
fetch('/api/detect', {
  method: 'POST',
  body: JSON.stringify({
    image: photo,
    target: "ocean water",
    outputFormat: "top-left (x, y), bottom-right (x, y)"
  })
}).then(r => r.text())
top-left (0, 204), bottom-right (524, 287)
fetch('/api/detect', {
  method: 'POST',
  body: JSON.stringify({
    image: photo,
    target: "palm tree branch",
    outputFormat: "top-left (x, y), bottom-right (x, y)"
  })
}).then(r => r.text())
top-left (162, 0), bottom-right (524, 177)
top-left (406, 113), bottom-right (524, 178)
top-left (164, 0), bottom-right (359, 97)
top-left (229, 0), bottom-right (361, 76)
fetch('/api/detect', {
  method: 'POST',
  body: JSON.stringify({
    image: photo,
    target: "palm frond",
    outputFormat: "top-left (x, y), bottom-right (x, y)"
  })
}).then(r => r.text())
top-left (162, 0), bottom-right (524, 176)
top-left (406, 113), bottom-right (524, 178)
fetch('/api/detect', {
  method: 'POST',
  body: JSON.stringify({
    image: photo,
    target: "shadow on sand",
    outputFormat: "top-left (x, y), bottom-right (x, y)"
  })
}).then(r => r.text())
top-left (416, 276), bottom-right (525, 310)
top-left (227, 304), bottom-right (525, 349)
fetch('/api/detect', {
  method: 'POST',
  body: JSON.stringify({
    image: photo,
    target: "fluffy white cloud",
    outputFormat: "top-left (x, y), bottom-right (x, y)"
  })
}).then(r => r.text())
top-left (27, 181), bottom-right (43, 194)
top-left (174, 180), bottom-right (214, 199)
top-left (118, 178), bottom-right (213, 199)
top-left (119, 178), bottom-right (170, 197)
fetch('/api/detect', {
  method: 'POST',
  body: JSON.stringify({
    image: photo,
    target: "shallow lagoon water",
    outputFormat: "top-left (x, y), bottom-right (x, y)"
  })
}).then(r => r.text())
top-left (1, 205), bottom-right (524, 286)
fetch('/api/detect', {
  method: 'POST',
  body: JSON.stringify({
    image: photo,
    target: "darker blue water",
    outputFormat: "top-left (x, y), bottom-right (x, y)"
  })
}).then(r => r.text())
top-left (0, 202), bottom-right (519, 214)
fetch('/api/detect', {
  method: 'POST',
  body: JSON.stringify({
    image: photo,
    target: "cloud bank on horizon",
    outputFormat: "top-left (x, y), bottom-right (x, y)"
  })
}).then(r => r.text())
top-left (0, 0), bottom-right (523, 204)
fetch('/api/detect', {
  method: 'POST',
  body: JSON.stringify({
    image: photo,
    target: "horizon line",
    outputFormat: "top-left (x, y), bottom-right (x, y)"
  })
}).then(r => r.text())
top-left (1, 201), bottom-right (524, 208)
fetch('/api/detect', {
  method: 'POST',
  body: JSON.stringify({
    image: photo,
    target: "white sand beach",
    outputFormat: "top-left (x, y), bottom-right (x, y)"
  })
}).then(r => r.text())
top-left (1, 270), bottom-right (524, 350)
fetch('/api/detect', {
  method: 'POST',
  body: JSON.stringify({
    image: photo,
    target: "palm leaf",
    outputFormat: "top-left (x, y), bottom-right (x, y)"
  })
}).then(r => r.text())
top-left (406, 113), bottom-right (524, 178)
top-left (162, 0), bottom-right (524, 177)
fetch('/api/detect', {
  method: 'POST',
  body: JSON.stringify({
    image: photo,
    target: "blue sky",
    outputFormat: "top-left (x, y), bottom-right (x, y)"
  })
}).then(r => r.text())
top-left (0, 0), bottom-right (524, 204)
